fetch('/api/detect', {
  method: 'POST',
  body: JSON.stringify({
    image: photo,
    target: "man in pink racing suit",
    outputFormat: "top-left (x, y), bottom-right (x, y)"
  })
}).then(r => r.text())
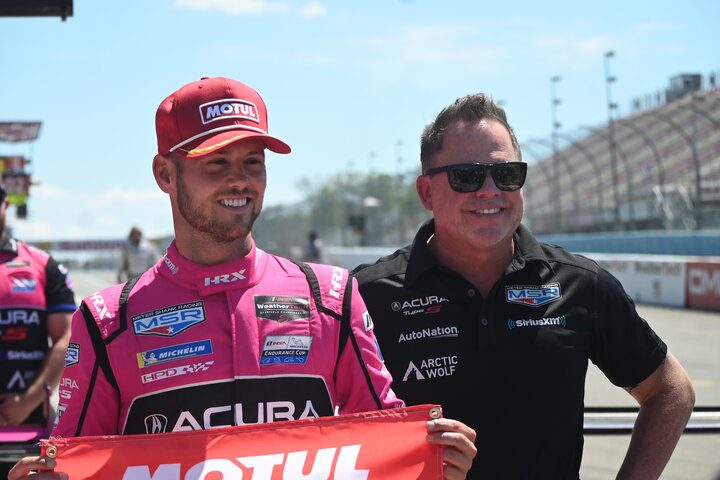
top-left (10, 77), bottom-right (476, 480)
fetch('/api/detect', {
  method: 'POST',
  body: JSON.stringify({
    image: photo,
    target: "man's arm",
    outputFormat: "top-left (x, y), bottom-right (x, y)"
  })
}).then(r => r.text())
top-left (616, 352), bottom-right (695, 479)
top-left (0, 312), bottom-right (72, 425)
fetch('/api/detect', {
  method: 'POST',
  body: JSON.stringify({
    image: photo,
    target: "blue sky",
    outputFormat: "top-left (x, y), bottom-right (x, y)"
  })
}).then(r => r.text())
top-left (1, 0), bottom-right (717, 240)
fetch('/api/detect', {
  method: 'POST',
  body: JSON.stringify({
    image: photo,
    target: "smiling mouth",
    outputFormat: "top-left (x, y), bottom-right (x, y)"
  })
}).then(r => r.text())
top-left (472, 208), bottom-right (501, 214)
top-left (219, 198), bottom-right (248, 207)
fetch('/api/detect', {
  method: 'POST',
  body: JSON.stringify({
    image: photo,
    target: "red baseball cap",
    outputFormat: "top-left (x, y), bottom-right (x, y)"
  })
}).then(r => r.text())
top-left (155, 77), bottom-right (291, 158)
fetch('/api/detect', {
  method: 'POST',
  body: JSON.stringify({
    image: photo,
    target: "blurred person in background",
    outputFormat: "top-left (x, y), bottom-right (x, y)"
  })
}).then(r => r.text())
top-left (10, 77), bottom-right (476, 480)
top-left (116, 226), bottom-right (161, 282)
top-left (304, 230), bottom-right (323, 262)
top-left (353, 93), bottom-right (695, 479)
top-left (0, 181), bottom-right (76, 478)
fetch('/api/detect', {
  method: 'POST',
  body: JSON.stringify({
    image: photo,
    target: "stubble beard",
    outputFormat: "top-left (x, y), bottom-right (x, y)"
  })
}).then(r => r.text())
top-left (176, 174), bottom-right (258, 244)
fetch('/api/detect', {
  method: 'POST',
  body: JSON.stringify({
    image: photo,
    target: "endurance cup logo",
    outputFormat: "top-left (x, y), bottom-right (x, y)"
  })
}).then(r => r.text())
top-left (507, 315), bottom-right (567, 330)
top-left (505, 283), bottom-right (561, 307)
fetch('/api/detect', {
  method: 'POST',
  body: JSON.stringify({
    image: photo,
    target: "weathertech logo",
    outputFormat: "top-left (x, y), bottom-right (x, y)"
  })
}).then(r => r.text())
top-left (507, 315), bottom-right (567, 330)
top-left (506, 283), bottom-right (561, 306)
top-left (402, 356), bottom-right (458, 381)
top-left (200, 99), bottom-right (260, 125)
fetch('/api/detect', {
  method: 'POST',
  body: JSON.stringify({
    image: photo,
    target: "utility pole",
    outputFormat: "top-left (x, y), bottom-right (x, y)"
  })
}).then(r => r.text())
top-left (550, 76), bottom-right (562, 232)
top-left (604, 51), bottom-right (621, 230)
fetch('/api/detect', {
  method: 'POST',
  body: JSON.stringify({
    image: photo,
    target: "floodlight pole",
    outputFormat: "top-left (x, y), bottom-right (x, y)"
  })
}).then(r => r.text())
top-left (604, 51), bottom-right (621, 230)
top-left (550, 76), bottom-right (563, 232)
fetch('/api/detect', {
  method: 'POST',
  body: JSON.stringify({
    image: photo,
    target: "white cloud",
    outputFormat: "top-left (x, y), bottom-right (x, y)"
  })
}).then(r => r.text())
top-left (176, 0), bottom-right (289, 15)
top-left (350, 25), bottom-right (511, 87)
top-left (530, 34), bottom-right (616, 70)
top-left (634, 21), bottom-right (682, 33)
top-left (10, 184), bottom-right (172, 241)
top-left (298, 2), bottom-right (327, 19)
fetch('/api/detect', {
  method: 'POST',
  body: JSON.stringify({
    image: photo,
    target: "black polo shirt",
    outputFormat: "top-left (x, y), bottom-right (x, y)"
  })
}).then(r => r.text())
top-left (352, 220), bottom-right (667, 480)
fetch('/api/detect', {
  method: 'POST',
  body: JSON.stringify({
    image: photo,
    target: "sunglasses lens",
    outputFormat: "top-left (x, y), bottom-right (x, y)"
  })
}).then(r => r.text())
top-left (492, 163), bottom-right (526, 191)
top-left (447, 166), bottom-right (486, 192)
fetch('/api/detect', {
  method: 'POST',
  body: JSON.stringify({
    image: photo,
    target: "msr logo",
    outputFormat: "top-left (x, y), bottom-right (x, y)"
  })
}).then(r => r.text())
top-left (506, 283), bottom-right (561, 307)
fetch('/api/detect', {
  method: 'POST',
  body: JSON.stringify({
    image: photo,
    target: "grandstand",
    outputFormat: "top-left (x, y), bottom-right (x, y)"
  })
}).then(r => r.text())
top-left (523, 79), bottom-right (720, 235)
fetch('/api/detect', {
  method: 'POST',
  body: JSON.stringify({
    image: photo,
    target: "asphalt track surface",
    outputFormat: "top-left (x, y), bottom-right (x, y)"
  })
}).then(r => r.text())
top-left (71, 270), bottom-right (720, 480)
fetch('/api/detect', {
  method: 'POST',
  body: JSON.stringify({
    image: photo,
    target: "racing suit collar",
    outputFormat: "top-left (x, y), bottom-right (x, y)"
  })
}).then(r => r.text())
top-left (159, 240), bottom-right (268, 295)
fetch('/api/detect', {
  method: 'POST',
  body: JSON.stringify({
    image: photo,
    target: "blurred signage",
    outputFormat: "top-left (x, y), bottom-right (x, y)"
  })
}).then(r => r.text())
top-left (0, 155), bottom-right (27, 173)
top-left (595, 257), bottom-right (686, 307)
top-left (54, 240), bottom-right (126, 250)
top-left (686, 262), bottom-right (720, 311)
top-left (0, 122), bottom-right (41, 142)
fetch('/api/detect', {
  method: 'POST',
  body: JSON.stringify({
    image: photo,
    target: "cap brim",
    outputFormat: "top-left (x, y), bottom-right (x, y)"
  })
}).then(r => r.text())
top-left (176, 130), bottom-right (291, 158)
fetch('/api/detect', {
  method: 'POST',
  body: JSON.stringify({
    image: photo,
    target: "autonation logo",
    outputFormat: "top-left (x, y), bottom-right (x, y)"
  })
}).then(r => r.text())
top-left (398, 326), bottom-right (459, 343)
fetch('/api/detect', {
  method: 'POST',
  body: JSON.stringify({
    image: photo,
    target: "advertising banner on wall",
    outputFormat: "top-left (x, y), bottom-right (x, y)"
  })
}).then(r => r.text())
top-left (686, 261), bottom-right (720, 311)
top-left (592, 255), bottom-right (686, 308)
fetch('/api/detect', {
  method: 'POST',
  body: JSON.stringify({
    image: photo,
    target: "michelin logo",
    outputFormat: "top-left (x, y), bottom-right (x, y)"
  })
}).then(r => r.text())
top-left (136, 339), bottom-right (213, 368)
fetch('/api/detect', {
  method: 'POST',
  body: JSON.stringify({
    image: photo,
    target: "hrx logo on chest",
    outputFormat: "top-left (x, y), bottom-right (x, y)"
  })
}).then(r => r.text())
top-left (204, 269), bottom-right (246, 286)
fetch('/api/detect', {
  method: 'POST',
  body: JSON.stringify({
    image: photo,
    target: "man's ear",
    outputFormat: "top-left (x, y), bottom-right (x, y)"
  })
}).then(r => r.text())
top-left (416, 175), bottom-right (433, 212)
top-left (153, 154), bottom-right (175, 194)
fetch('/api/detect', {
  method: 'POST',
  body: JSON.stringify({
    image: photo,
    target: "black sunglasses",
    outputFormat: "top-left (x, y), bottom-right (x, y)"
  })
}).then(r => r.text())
top-left (424, 162), bottom-right (527, 192)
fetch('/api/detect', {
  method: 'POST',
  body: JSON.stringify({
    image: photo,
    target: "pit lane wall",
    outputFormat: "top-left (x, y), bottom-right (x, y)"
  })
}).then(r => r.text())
top-left (585, 253), bottom-right (720, 312)
top-left (324, 247), bottom-right (720, 312)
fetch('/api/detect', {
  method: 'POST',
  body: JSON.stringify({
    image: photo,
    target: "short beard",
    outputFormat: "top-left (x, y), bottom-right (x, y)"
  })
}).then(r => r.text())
top-left (174, 160), bottom-right (257, 244)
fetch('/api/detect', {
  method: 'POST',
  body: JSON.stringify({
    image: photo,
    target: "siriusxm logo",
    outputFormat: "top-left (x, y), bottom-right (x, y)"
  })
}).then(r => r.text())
top-left (132, 301), bottom-right (206, 337)
top-left (507, 315), bottom-right (567, 330)
top-left (200, 99), bottom-right (259, 125)
top-left (506, 283), bottom-right (561, 307)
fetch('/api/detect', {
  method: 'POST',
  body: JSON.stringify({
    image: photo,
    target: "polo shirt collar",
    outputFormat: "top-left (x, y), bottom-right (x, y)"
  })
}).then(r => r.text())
top-left (405, 220), bottom-right (553, 287)
top-left (0, 233), bottom-right (18, 255)
top-left (509, 224), bottom-right (554, 274)
top-left (405, 219), bottom-right (441, 287)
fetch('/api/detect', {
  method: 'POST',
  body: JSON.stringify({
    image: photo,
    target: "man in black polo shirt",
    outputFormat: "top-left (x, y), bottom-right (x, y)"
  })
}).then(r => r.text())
top-left (352, 94), bottom-right (695, 479)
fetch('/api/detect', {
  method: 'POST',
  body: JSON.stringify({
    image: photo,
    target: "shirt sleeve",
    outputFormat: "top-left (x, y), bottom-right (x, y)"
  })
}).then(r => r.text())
top-left (589, 268), bottom-right (668, 387)
top-left (52, 306), bottom-right (121, 437)
top-left (334, 277), bottom-right (405, 414)
top-left (44, 256), bottom-right (77, 313)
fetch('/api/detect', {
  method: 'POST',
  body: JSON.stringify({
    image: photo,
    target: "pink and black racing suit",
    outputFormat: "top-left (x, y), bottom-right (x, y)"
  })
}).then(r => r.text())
top-left (54, 241), bottom-right (402, 436)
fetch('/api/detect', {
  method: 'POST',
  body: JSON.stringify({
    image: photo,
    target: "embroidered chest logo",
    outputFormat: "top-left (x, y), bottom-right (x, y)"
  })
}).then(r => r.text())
top-left (254, 296), bottom-right (311, 322)
top-left (204, 270), bottom-right (246, 287)
top-left (505, 283), bottom-right (561, 307)
top-left (132, 301), bottom-right (206, 337)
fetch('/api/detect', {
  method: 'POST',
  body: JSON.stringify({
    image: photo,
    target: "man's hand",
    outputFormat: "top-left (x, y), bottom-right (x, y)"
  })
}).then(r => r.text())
top-left (8, 456), bottom-right (67, 480)
top-left (0, 392), bottom-right (37, 425)
top-left (426, 418), bottom-right (477, 480)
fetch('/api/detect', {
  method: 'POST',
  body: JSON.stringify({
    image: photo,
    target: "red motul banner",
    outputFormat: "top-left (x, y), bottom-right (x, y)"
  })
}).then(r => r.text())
top-left (41, 405), bottom-right (443, 480)
top-left (686, 261), bottom-right (720, 311)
